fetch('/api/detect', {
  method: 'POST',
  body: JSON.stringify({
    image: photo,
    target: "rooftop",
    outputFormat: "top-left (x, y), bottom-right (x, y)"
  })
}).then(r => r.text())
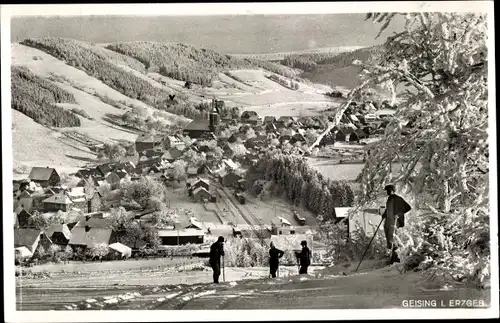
top-left (157, 228), bottom-right (205, 237)
top-left (334, 207), bottom-right (353, 218)
top-left (136, 133), bottom-right (164, 143)
top-left (184, 119), bottom-right (211, 132)
top-left (28, 167), bottom-right (56, 181)
top-left (43, 194), bottom-right (73, 205)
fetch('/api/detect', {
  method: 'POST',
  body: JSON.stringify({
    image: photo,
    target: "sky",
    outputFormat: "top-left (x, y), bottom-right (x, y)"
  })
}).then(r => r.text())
top-left (11, 14), bottom-right (405, 54)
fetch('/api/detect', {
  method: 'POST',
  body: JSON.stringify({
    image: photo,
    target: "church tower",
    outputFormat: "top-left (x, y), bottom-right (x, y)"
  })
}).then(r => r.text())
top-left (209, 99), bottom-right (221, 135)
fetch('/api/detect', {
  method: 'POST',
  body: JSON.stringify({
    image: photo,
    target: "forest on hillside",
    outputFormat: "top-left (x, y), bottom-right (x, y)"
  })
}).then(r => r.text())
top-left (20, 37), bottom-right (200, 119)
top-left (107, 41), bottom-right (253, 86)
top-left (281, 45), bottom-right (382, 72)
top-left (106, 41), bottom-right (299, 86)
top-left (246, 151), bottom-right (354, 221)
top-left (11, 66), bottom-right (81, 127)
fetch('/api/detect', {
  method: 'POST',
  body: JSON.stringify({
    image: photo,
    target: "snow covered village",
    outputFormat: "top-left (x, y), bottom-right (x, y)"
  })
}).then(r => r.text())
top-left (4, 3), bottom-right (496, 319)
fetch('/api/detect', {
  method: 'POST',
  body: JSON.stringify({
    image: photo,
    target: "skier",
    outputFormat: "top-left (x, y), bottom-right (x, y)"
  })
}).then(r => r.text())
top-left (209, 236), bottom-right (225, 284)
top-left (296, 240), bottom-right (311, 275)
top-left (381, 185), bottom-right (412, 263)
top-left (269, 242), bottom-right (284, 278)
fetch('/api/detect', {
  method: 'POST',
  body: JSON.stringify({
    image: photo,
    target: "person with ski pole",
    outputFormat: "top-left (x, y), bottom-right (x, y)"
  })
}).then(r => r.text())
top-left (209, 236), bottom-right (225, 284)
top-left (295, 240), bottom-right (311, 275)
top-left (269, 241), bottom-right (284, 278)
top-left (381, 184), bottom-right (411, 263)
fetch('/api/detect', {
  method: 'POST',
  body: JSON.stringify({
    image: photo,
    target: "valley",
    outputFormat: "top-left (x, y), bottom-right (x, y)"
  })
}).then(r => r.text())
top-left (11, 40), bottom-right (345, 176)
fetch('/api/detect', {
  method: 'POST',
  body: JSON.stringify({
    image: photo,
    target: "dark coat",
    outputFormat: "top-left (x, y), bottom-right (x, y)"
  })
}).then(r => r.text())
top-left (209, 241), bottom-right (224, 267)
top-left (382, 194), bottom-right (412, 227)
top-left (297, 246), bottom-right (311, 267)
top-left (269, 247), bottom-right (284, 265)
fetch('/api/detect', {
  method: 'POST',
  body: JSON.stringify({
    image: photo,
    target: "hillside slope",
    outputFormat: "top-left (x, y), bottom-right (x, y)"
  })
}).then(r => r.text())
top-left (283, 46), bottom-right (388, 93)
top-left (106, 41), bottom-right (300, 86)
top-left (11, 43), bottom-right (190, 175)
top-left (10, 38), bottom-right (343, 176)
top-left (11, 66), bottom-right (80, 128)
top-left (12, 110), bottom-right (95, 178)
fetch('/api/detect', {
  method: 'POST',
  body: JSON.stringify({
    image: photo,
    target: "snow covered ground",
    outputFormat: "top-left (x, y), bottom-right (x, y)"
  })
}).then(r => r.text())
top-left (16, 260), bottom-right (491, 311)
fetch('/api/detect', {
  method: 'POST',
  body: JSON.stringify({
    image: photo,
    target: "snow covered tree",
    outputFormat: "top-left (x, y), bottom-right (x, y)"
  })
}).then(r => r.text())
top-left (87, 243), bottom-right (109, 260)
top-left (99, 143), bottom-right (127, 162)
top-left (351, 13), bottom-right (489, 285)
top-left (245, 127), bottom-right (256, 140)
top-left (108, 206), bottom-right (131, 231)
top-left (171, 160), bottom-right (188, 182)
top-left (151, 211), bottom-right (173, 228)
top-left (148, 196), bottom-right (167, 212)
top-left (182, 149), bottom-right (206, 167)
top-left (213, 146), bottom-right (224, 160)
top-left (59, 173), bottom-right (81, 189)
top-left (304, 129), bottom-right (319, 144)
top-left (230, 143), bottom-right (247, 158)
top-left (49, 210), bottom-right (65, 225)
top-left (122, 176), bottom-right (166, 210)
top-left (28, 210), bottom-right (49, 230)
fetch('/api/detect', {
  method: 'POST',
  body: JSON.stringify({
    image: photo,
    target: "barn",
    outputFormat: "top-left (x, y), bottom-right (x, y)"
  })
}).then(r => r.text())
top-left (192, 187), bottom-right (214, 202)
top-left (157, 229), bottom-right (205, 245)
top-left (28, 167), bottom-right (60, 188)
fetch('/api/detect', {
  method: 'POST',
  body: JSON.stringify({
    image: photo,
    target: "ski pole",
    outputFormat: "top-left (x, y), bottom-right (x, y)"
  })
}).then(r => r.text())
top-left (355, 218), bottom-right (384, 272)
top-left (222, 255), bottom-right (225, 282)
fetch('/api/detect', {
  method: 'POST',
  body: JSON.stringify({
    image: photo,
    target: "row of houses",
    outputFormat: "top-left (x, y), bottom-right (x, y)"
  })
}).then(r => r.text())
top-left (14, 183), bottom-right (102, 215)
top-left (132, 106), bottom-right (381, 186)
top-left (14, 211), bottom-right (208, 262)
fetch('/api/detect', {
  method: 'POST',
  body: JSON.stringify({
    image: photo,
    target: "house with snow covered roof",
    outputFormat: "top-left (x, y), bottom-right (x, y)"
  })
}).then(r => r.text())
top-left (14, 228), bottom-right (53, 253)
top-left (157, 228), bottom-right (205, 245)
top-left (185, 217), bottom-right (205, 231)
top-left (45, 224), bottom-right (72, 246)
top-left (69, 227), bottom-right (116, 250)
top-left (187, 178), bottom-right (210, 191)
top-left (43, 194), bottom-right (73, 212)
top-left (28, 167), bottom-right (60, 188)
top-left (135, 133), bottom-right (164, 153)
top-left (192, 187), bottom-right (214, 203)
top-left (271, 216), bottom-right (294, 235)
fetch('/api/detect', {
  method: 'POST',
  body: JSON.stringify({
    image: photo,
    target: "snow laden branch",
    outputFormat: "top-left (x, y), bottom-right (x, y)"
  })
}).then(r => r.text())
top-left (350, 12), bottom-right (490, 285)
top-left (308, 79), bottom-right (371, 151)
